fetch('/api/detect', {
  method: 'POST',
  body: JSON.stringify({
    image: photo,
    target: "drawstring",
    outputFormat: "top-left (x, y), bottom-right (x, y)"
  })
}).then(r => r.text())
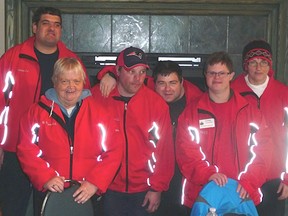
top-left (49, 101), bottom-right (55, 117)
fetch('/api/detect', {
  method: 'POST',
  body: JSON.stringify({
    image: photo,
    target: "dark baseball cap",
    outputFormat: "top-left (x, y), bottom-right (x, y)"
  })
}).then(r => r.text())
top-left (116, 46), bottom-right (149, 70)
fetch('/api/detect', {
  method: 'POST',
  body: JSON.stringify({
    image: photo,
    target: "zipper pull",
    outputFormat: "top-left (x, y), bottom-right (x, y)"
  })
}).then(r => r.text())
top-left (70, 146), bottom-right (74, 154)
top-left (125, 102), bottom-right (128, 110)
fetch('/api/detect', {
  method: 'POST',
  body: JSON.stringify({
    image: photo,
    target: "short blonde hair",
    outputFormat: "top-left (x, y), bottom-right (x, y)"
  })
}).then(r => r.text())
top-left (52, 58), bottom-right (86, 85)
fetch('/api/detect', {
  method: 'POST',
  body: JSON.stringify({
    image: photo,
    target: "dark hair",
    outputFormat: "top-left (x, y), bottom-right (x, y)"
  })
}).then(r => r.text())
top-left (204, 51), bottom-right (234, 73)
top-left (152, 61), bottom-right (182, 82)
top-left (32, 7), bottom-right (62, 25)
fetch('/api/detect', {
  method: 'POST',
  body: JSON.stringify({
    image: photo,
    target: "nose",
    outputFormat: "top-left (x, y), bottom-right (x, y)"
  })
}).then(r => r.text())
top-left (48, 23), bottom-right (57, 31)
top-left (67, 80), bottom-right (76, 87)
top-left (256, 63), bottom-right (261, 70)
top-left (164, 83), bottom-right (171, 91)
top-left (134, 73), bottom-right (141, 81)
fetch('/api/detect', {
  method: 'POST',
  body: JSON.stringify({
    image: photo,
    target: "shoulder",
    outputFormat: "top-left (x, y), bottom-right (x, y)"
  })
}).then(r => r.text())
top-left (231, 73), bottom-right (246, 88)
top-left (139, 86), bottom-right (166, 103)
top-left (184, 80), bottom-right (203, 101)
top-left (1, 42), bottom-right (24, 59)
top-left (57, 41), bottom-right (78, 58)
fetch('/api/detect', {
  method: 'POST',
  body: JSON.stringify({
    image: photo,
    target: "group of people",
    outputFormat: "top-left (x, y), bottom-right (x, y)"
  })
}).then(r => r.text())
top-left (0, 5), bottom-right (287, 216)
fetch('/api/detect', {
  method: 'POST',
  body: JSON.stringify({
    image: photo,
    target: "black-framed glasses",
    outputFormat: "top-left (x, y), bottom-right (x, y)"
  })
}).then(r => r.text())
top-left (205, 71), bottom-right (232, 78)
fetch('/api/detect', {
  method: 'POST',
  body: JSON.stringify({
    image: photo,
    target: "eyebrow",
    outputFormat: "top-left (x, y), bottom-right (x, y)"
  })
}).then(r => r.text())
top-left (40, 19), bottom-right (61, 24)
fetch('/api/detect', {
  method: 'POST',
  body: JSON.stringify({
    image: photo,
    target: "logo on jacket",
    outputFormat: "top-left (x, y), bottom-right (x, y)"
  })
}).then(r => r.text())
top-left (199, 118), bottom-right (215, 129)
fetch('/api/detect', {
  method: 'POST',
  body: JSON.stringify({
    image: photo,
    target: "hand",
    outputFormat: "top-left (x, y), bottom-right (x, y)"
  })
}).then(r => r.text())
top-left (73, 180), bottom-right (97, 204)
top-left (43, 176), bottom-right (65, 192)
top-left (277, 182), bottom-right (288, 200)
top-left (208, 173), bottom-right (228, 186)
top-left (142, 191), bottom-right (161, 213)
top-left (237, 183), bottom-right (249, 199)
top-left (0, 147), bottom-right (4, 170)
top-left (100, 73), bottom-right (116, 97)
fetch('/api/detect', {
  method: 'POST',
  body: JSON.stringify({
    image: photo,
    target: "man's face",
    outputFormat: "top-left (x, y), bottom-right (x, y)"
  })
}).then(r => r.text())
top-left (205, 62), bottom-right (234, 95)
top-left (54, 69), bottom-right (84, 109)
top-left (155, 72), bottom-right (184, 103)
top-left (117, 66), bottom-right (147, 97)
top-left (246, 58), bottom-right (270, 85)
top-left (33, 14), bottom-right (62, 50)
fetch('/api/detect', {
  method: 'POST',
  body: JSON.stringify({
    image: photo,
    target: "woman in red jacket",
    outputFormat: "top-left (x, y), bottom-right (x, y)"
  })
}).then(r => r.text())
top-left (17, 58), bottom-right (122, 215)
top-left (231, 40), bottom-right (288, 216)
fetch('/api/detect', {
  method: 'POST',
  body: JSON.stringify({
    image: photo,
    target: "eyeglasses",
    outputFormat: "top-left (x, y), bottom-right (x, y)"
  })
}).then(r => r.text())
top-left (205, 71), bottom-right (232, 78)
top-left (248, 60), bottom-right (269, 68)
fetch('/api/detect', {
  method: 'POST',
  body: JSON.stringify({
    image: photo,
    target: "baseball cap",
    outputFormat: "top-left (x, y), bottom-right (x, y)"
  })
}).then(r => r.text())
top-left (116, 46), bottom-right (149, 70)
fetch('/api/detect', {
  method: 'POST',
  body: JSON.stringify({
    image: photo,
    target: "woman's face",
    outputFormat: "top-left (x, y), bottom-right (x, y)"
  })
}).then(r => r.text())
top-left (54, 69), bottom-right (84, 109)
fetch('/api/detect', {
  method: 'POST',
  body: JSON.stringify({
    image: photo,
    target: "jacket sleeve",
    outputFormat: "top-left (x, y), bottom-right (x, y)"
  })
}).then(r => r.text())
top-left (176, 107), bottom-right (217, 185)
top-left (0, 49), bottom-right (15, 145)
top-left (238, 110), bottom-right (273, 205)
top-left (96, 65), bottom-right (117, 80)
top-left (282, 173), bottom-right (288, 185)
top-left (148, 102), bottom-right (175, 192)
top-left (85, 113), bottom-right (123, 194)
top-left (16, 106), bottom-right (60, 191)
top-left (281, 104), bottom-right (288, 185)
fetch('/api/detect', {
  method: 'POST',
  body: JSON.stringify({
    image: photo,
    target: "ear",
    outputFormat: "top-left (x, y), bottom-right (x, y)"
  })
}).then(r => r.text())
top-left (229, 72), bottom-right (235, 81)
top-left (115, 66), bottom-right (121, 76)
top-left (32, 23), bottom-right (37, 34)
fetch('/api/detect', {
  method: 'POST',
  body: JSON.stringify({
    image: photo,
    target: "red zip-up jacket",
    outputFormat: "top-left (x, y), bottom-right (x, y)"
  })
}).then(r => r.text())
top-left (231, 72), bottom-right (288, 184)
top-left (17, 94), bottom-right (122, 193)
top-left (176, 91), bottom-right (272, 207)
top-left (92, 84), bottom-right (174, 193)
top-left (0, 36), bottom-right (90, 152)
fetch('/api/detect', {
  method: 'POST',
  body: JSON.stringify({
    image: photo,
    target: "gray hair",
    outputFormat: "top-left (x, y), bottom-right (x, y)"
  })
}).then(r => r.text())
top-left (52, 58), bottom-right (86, 85)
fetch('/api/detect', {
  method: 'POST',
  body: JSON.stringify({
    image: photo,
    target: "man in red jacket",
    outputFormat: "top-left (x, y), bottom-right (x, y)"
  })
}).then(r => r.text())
top-left (0, 7), bottom-right (90, 216)
top-left (176, 51), bottom-right (272, 212)
top-left (97, 61), bottom-right (203, 215)
top-left (231, 40), bottom-right (288, 216)
top-left (92, 46), bottom-right (174, 216)
top-left (151, 61), bottom-right (202, 216)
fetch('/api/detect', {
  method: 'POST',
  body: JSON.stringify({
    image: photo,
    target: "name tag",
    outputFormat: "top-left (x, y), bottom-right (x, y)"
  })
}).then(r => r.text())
top-left (199, 118), bottom-right (215, 129)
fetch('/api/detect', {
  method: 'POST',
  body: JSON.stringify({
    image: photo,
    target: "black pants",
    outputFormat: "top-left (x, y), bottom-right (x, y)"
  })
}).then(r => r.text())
top-left (256, 179), bottom-right (285, 216)
top-left (103, 190), bottom-right (153, 216)
top-left (153, 164), bottom-right (191, 216)
top-left (0, 151), bottom-right (32, 216)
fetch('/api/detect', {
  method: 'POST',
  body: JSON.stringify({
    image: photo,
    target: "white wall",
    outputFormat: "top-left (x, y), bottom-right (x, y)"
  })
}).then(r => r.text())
top-left (0, 0), bottom-right (4, 56)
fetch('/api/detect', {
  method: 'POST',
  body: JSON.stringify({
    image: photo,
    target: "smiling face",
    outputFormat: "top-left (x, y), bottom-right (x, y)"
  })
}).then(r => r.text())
top-left (205, 62), bottom-right (234, 95)
top-left (33, 14), bottom-right (62, 53)
top-left (52, 58), bottom-right (85, 109)
top-left (54, 69), bottom-right (84, 109)
top-left (155, 72), bottom-right (184, 103)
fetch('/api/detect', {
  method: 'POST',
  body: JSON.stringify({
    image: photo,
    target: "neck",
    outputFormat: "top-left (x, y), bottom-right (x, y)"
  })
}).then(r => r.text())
top-left (34, 42), bottom-right (58, 54)
top-left (117, 84), bottom-right (137, 97)
top-left (247, 75), bottom-right (268, 85)
top-left (209, 89), bottom-right (231, 103)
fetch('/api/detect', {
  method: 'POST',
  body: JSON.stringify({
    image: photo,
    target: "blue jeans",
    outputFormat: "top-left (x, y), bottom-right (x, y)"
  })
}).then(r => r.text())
top-left (103, 190), bottom-right (152, 216)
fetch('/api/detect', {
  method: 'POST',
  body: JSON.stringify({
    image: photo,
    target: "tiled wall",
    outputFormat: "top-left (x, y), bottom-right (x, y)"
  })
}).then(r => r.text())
top-left (61, 14), bottom-right (267, 77)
